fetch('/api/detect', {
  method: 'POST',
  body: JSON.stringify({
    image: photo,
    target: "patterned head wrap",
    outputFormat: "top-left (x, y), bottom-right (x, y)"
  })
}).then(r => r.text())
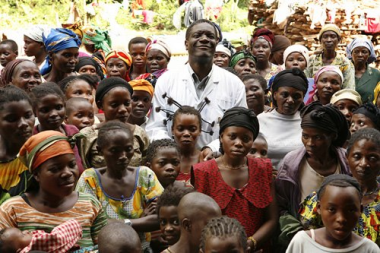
top-left (314, 65), bottom-right (344, 85)
top-left (19, 131), bottom-right (75, 172)
top-left (301, 101), bottom-right (350, 147)
top-left (40, 28), bottom-right (81, 75)
top-left (251, 28), bottom-right (275, 48)
top-left (318, 24), bottom-right (341, 40)
top-left (129, 79), bottom-right (154, 97)
top-left (62, 22), bottom-right (83, 40)
top-left (346, 38), bottom-right (377, 64)
top-left (24, 25), bottom-right (50, 43)
top-left (82, 26), bottom-right (112, 54)
top-left (229, 51), bottom-right (256, 68)
top-left (146, 39), bottom-right (171, 59)
top-left (0, 59), bottom-right (31, 86)
top-left (105, 50), bottom-right (132, 69)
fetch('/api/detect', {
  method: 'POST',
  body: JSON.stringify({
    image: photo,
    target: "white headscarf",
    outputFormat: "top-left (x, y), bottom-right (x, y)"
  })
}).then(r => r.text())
top-left (24, 25), bottom-right (50, 43)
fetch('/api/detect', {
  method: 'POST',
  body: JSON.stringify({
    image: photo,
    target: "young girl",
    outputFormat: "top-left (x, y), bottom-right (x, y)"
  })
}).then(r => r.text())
top-left (65, 97), bottom-right (95, 130)
top-left (58, 74), bottom-right (98, 105)
top-left (247, 134), bottom-right (268, 159)
top-left (145, 139), bottom-right (181, 189)
top-left (172, 106), bottom-right (202, 185)
top-left (192, 107), bottom-right (277, 252)
top-left (76, 121), bottom-right (163, 252)
top-left (288, 174), bottom-right (379, 252)
top-left (300, 128), bottom-right (380, 246)
top-left (350, 103), bottom-right (380, 134)
top-left (29, 83), bottom-right (84, 174)
top-left (0, 85), bottom-right (35, 204)
top-left (199, 216), bottom-right (249, 253)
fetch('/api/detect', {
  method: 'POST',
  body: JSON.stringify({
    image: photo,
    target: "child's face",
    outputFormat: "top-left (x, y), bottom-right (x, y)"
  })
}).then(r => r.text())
top-left (35, 94), bottom-right (65, 131)
top-left (159, 205), bottom-right (181, 245)
top-left (65, 80), bottom-right (94, 104)
top-left (130, 90), bottom-right (152, 119)
top-left (1, 228), bottom-right (33, 251)
top-left (317, 185), bottom-right (361, 244)
top-left (172, 113), bottom-right (201, 150)
top-left (0, 44), bottom-right (17, 67)
top-left (65, 101), bottom-right (95, 130)
top-left (202, 235), bottom-right (246, 253)
top-left (347, 139), bottom-right (380, 183)
top-left (150, 147), bottom-right (180, 188)
top-left (247, 137), bottom-right (268, 159)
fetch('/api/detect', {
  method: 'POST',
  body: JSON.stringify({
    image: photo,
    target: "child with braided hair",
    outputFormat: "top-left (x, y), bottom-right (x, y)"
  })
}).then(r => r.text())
top-left (200, 216), bottom-right (250, 253)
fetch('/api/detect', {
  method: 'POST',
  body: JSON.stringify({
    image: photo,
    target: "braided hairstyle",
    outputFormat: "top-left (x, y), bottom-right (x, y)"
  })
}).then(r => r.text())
top-left (200, 216), bottom-right (247, 251)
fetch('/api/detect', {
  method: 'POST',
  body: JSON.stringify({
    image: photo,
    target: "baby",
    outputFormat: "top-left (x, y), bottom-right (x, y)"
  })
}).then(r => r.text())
top-left (0, 220), bottom-right (82, 253)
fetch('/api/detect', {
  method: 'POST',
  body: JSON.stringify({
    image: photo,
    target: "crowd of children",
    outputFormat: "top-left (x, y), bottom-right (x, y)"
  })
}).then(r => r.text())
top-left (0, 17), bottom-right (379, 253)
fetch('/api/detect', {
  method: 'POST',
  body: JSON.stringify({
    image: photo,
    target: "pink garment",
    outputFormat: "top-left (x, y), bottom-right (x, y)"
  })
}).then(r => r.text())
top-left (79, 51), bottom-right (90, 57)
top-left (20, 220), bottom-right (82, 253)
top-left (365, 17), bottom-right (380, 34)
top-left (142, 10), bottom-right (155, 24)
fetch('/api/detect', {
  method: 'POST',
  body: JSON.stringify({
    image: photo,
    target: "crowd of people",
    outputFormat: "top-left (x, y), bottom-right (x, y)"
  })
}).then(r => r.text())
top-left (0, 17), bottom-right (379, 253)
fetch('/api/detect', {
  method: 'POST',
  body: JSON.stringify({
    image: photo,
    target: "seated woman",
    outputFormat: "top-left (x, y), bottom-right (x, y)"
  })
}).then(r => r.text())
top-left (76, 121), bottom-right (163, 252)
top-left (350, 102), bottom-right (380, 134)
top-left (305, 24), bottom-right (355, 89)
top-left (0, 86), bottom-right (35, 204)
top-left (0, 59), bottom-right (42, 92)
top-left (192, 107), bottom-right (278, 252)
top-left (79, 77), bottom-right (149, 168)
top-left (41, 28), bottom-right (81, 83)
top-left (0, 130), bottom-right (108, 250)
top-left (330, 89), bottom-right (362, 123)
top-left (229, 51), bottom-right (257, 80)
top-left (346, 38), bottom-right (380, 103)
top-left (136, 39), bottom-right (171, 87)
top-left (105, 50), bottom-right (132, 81)
top-left (275, 101), bottom-right (351, 247)
top-left (258, 69), bottom-right (308, 168)
top-left (299, 128), bottom-right (380, 246)
top-left (306, 65), bottom-right (344, 105)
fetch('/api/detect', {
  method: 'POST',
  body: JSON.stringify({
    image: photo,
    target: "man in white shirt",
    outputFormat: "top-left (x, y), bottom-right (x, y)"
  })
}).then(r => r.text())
top-left (145, 19), bottom-right (247, 149)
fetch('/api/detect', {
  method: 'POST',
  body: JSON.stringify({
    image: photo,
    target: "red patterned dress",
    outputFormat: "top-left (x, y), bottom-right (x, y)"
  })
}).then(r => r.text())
top-left (192, 157), bottom-right (273, 237)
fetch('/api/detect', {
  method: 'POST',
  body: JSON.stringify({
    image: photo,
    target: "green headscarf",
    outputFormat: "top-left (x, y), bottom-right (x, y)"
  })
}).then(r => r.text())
top-left (83, 26), bottom-right (112, 54)
top-left (229, 51), bottom-right (256, 68)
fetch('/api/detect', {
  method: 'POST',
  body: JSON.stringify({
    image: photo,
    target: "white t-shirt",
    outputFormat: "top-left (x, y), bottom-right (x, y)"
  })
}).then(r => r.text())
top-left (286, 230), bottom-right (380, 253)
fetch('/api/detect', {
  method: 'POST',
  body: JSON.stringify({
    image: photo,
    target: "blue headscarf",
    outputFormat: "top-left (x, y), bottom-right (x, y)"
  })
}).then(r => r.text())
top-left (41, 28), bottom-right (81, 75)
top-left (346, 38), bottom-right (377, 64)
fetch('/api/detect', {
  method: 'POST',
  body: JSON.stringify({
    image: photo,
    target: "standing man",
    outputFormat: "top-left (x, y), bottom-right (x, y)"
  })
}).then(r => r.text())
top-left (146, 19), bottom-right (247, 149)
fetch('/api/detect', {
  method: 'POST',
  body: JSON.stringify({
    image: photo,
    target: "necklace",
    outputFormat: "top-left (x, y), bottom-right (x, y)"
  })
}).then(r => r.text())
top-left (222, 158), bottom-right (246, 170)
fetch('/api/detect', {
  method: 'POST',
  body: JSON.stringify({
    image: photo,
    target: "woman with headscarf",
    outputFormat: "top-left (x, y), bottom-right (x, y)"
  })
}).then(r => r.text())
top-left (0, 59), bottom-right (42, 92)
top-left (306, 65), bottom-right (344, 105)
top-left (213, 39), bottom-right (235, 68)
top-left (105, 50), bottom-right (132, 82)
top-left (24, 25), bottom-right (50, 69)
top-left (135, 39), bottom-right (171, 87)
top-left (305, 24), bottom-right (355, 89)
top-left (258, 68), bottom-right (308, 168)
top-left (229, 50), bottom-right (257, 80)
top-left (330, 89), bottom-right (362, 123)
top-left (41, 28), bottom-right (81, 83)
top-left (350, 102), bottom-right (380, 134)
top-left (275, 102), bottom-right (351, 249)
top-left (250, 28), bottom-right (283, 81)
top-left (0, 131), bottom-right (108, 250)
top-left (270, 35), bottom-right (291, 66)
top-left (82, 26), bottom-right (112, 75)
top-left (62, 22), bottom-right (90, 58)
top-left (346, 38), bottom-right (380, 103)
top-left (75, 56), bottom-right (104, 80)
top-left (192, 107), bottom-right (278, 252)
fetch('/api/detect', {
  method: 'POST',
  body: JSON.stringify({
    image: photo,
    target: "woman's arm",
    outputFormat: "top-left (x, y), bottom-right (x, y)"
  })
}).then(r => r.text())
top-left (249, 181), bottom-right (278, 250)
top-left (131, 214), bottom-right (160, 232)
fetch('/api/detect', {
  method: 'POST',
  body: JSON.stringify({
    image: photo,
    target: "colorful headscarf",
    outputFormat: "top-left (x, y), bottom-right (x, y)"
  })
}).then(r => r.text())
top-left (19, 131), bottom-right (74, 172)
top-left (271, 35), bottom-right (291, 53)
top-left (0, 59), bottom-right (31, 86)
top-left (82, 26), bottom-right (112, 54)
top-left (105, 50), bottom-right (132, 69)
top-left (251, 28), bottom-right (275, 48)
top-left (229, 51), bottom-right (256, 68)
top-left (330, 89), bottom-right (362, 106)
top-left (146, 39), bottom-right (171, 59)
top-left (62, 22), bottom-right (83, 40)
top-left (41, 28), bottom-right (81, 75)
top-left (24, 25), bottom-right (50, 43)
top-left (318, 24), bottom-right (341, 40)
top-left (129, 79), bottom-right (154, 97)
top-left (374, 83), bottom-right (380, 105)
top-left (283, 45), bottom-right (309, 66)
top-left (346, 38), bottom-right (377, 64)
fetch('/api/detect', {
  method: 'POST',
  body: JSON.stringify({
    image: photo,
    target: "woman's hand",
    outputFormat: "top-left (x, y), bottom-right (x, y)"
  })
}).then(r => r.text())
top-left (246, 240), bottom-right (263, 253)
top-left (142, 199), bottom-right (158, 217)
